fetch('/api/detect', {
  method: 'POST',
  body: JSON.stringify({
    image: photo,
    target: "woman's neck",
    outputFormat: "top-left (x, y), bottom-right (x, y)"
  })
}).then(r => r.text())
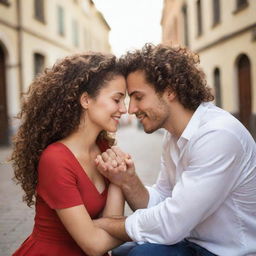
top-left (60, 120), bottom-right (101, 157)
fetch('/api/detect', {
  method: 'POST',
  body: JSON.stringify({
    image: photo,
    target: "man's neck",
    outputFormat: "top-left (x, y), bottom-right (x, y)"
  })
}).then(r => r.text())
top-left (164, 102), bottom-right (195, 138)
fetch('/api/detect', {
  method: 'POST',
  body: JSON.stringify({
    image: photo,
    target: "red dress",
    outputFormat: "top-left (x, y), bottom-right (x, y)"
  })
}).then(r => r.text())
top-left (13, 140), bottom-right (110, 256)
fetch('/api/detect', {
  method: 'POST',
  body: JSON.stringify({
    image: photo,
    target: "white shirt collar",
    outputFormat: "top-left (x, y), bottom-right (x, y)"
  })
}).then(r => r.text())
top-left (177, 102), bottom-right (210, 148)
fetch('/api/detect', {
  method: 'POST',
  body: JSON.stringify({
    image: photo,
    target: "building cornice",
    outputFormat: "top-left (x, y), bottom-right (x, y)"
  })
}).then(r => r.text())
top-left (0, 18), bottom-right (73, 53)
top-left (195, 22), bottom-right (256, 53)
top-left (0, 17), bottom-right (17, 30)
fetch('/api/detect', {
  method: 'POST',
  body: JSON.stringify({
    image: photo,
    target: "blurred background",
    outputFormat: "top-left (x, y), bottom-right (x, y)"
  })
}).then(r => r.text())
top-left (0, 0), bottom-right (255, 255)
top-left (0, 0), bottom-right (255, 145)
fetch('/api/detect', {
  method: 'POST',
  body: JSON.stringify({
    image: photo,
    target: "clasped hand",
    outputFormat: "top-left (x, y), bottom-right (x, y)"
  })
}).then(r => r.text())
top-left (95, 146), bottom-right (135, 187)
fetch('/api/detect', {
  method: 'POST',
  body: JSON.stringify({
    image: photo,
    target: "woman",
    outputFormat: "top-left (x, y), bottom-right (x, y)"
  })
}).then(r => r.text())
top-left (11, 52), bottom-right (127, 256)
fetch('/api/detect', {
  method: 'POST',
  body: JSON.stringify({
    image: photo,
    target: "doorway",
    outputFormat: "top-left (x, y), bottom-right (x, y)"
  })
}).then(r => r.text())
top-left (237, 54), bottom-right (252, 132)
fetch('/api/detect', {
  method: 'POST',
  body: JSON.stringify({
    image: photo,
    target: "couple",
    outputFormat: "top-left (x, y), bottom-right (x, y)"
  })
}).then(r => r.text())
top-left (11, 44), bottom-right (256, 256)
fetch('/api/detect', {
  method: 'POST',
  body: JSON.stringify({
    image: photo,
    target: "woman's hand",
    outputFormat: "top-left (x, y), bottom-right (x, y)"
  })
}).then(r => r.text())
top-left (95, 146), bottom-right (136, 188)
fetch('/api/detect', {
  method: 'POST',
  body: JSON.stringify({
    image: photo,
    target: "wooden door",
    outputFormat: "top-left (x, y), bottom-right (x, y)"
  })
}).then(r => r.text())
top-left (0, 45), bottom-right (8, 145)
top-left (238, 54), bottom-right (252, 130)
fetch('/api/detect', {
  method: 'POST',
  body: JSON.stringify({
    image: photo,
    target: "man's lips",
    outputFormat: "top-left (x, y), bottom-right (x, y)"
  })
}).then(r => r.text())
top-left (136, 113), bottom-right (147, 121)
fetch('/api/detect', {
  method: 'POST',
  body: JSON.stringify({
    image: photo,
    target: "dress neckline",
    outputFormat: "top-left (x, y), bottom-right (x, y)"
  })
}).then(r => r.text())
top-left (54, 142), bottom-right (107, 196)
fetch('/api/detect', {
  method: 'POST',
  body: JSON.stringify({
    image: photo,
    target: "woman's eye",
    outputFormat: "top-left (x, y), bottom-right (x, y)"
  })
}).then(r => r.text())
top-left (114, 99), bottom-right (120, 103)
top-left (135, 96), bottom-right (142, 101)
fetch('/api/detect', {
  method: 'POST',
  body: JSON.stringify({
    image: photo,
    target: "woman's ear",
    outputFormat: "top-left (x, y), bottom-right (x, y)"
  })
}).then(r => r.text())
top-left (80, 92), bottom-right (90, 109)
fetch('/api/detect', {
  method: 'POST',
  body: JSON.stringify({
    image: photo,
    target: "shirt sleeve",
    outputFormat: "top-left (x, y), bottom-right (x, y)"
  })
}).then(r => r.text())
top-left (37, 148), bottom-right (83, 209)
top-left (125, 130), bottom-right (244, 244)
top-left (147, 132), bottom-right (173, 208)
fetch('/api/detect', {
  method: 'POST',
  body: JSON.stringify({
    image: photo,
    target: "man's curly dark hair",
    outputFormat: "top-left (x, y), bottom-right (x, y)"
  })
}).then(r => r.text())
top-left (10, 52), bottom-right (122, 207)
top-left (119, 43), bottom-right (214, 110)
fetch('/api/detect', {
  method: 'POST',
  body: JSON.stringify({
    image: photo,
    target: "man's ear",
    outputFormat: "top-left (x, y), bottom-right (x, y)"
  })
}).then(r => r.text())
top-left (80, 92), bottom-right (90, 109)
top-left (165, 88), bottom-right (176, 101)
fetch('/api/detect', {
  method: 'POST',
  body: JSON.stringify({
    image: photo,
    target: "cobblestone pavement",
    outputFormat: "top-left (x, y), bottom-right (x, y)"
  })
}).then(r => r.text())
top-left (0, 125), bottom-right (164, 256)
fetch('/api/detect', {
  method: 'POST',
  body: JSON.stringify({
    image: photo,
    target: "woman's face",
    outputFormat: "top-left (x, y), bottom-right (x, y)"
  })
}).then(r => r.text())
top-left (85, 75), bottom-right (127, 133)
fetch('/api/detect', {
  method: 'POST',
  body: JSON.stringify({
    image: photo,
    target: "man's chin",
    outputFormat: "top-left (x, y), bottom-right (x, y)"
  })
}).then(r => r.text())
top-left (143, 125), bottom-right (157, 134)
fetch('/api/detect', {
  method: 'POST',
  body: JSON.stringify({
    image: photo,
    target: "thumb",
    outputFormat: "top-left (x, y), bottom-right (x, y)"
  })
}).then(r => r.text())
top-left (124, 157), bottom-right (135, 169)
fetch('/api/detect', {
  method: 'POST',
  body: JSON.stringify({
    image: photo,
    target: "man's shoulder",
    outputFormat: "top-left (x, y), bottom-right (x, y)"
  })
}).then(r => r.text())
top-left (197, 105), bottom-right (244, 138)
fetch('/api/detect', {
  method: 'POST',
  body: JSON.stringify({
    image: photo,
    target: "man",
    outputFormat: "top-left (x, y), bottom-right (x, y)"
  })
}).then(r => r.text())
top-left (94, 44), bottom-right (256, 256)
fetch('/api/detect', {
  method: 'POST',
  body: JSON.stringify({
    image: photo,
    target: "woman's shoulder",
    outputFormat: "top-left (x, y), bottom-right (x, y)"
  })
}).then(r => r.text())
top-left (39, 142), bottom-right (74, 165)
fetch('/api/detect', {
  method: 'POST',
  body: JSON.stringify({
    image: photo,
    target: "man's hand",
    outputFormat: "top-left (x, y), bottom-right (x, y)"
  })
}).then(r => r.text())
top-left (95, 146), bottom-right (136, 188)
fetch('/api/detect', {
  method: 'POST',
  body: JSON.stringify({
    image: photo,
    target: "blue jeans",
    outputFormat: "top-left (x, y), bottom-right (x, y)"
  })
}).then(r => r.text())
top-left (112, 240), bottom-right (217, 256)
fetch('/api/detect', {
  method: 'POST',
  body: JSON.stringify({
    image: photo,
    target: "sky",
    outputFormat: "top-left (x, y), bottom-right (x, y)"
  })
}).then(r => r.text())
top-left (92, 0), bottom-right (164, 56)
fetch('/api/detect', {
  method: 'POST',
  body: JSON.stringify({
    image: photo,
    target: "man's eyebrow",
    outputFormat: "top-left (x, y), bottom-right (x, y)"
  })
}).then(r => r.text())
top-left (129, 91), bottom-right (141, 97)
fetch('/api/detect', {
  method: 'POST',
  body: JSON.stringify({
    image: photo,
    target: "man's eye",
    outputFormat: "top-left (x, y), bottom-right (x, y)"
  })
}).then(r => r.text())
top-left (114, 99), bottom-right (120, 103)
top-left (135, 96), bottom-right (142, 101)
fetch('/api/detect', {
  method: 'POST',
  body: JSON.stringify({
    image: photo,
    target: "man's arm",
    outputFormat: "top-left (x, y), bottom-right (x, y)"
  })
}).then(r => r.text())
top-left (121, 170), bottom-right (149, 211)
top-left (93, 217), bottom-right (131, 242)
top-left (117, 130), bottom-right (246, 244)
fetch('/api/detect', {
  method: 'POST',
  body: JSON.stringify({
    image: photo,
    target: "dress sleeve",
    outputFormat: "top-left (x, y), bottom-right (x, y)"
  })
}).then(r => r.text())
top-left (37, 146), bottom-right (83, 209)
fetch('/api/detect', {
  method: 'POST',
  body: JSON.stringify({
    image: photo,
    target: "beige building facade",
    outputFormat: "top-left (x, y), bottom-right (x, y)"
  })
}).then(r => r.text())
top-left (0, 0), bottom-right (110, 145)
top-left (161, 0), bottom-right (256, 138)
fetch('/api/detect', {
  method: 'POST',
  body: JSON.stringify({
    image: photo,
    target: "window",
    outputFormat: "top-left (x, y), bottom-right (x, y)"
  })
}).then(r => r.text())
top-left (34, 53), bottom-right (45, 77)
top-left (213, 68), bottom-right (221, 107)
top-left (0, 0), bottom-right (10, 6)
top-left (34, 0), bottom-right (45, 23)
top-left (84, 28), bottom-right (91, 50)
top-left (196, 0), bottom-right (202, 36)
top-left (182, 4), bottom-right (189, 47)
top-left (173, 17), bottom-right (178, 43)
top-left (57, 5), bottom-right (65, 36)
top-left (72, 20), bottom-right (79, 47)
top-left (236, 0), bottom-right (248, 9)
top-left (212, 0), bottom-right (220, 26)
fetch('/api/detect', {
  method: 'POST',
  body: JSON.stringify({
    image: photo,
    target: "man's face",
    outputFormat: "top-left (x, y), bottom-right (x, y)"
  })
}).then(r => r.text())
top-left (127, 71), bottom-right (170, 133)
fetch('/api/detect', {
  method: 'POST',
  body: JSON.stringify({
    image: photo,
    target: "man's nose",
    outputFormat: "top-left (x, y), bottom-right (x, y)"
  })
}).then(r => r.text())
top-left (128, 101), bottom-right (138, 115)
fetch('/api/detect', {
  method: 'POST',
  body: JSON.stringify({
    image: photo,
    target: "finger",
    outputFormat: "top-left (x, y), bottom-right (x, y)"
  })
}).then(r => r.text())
top-left (106, 162), bottom-right (118, 173)
top-left (101, 152), bottom-right (110, 162)
top-left (106, 149), bottom-right (117, 160)
top-left (117, 163), bottom-right (127, 172)
top-left (95, 155), bottom-right (107, 172)
top-left (124, 158), bottom-right (135, 169)
top-left (111, 146), bottom-right (130, 162)
top-left (126, 153), bottom-right (131, 159)
top-left (105, 149), bottom-right (119, 167)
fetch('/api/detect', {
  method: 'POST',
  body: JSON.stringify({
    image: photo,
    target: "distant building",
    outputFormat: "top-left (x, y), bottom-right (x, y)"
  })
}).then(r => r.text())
top-left (161, 0), bottom-right (256, 138)
top-left (0, 0), bottom-right (110, 145)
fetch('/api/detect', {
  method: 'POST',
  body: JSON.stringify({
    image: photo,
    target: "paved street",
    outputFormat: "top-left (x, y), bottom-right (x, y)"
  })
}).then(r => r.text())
top-left (0, 125), bottom-right (163, 256)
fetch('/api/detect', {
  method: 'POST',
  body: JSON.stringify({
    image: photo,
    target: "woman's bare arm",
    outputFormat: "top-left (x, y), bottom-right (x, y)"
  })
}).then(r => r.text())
top-left (56, 205), bottom-right (123, 256)
top-left (102, 183), bottom-right (125, 217)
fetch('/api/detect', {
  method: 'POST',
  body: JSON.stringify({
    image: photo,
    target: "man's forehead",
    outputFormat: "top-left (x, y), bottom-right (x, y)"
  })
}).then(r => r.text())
top-left (127, 71), bottom-right (151, 91)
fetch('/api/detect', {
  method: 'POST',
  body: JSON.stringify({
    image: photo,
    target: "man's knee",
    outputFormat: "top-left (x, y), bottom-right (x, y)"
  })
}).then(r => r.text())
top-left (112, 242), bottom-right (137, 256)
top-left (127, 242), bottom-right (194, 256)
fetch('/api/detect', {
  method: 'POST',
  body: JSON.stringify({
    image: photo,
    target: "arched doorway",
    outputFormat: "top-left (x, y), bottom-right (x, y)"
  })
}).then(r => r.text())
top-left (237, 54), bottom-right (252, 131)
top-left (0, 44), bottom-right (9, 145)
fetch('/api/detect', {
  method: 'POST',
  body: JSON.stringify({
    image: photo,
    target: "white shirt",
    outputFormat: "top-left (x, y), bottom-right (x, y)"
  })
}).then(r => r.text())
top-left (125, 102), bottom-right (256, 256)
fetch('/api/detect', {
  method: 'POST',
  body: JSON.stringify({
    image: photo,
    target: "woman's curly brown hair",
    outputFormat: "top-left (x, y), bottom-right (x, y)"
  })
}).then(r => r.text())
top-left (119, 43), bottom-right (214, 110)
top-left (11, 52), bottom-right (122, 207)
